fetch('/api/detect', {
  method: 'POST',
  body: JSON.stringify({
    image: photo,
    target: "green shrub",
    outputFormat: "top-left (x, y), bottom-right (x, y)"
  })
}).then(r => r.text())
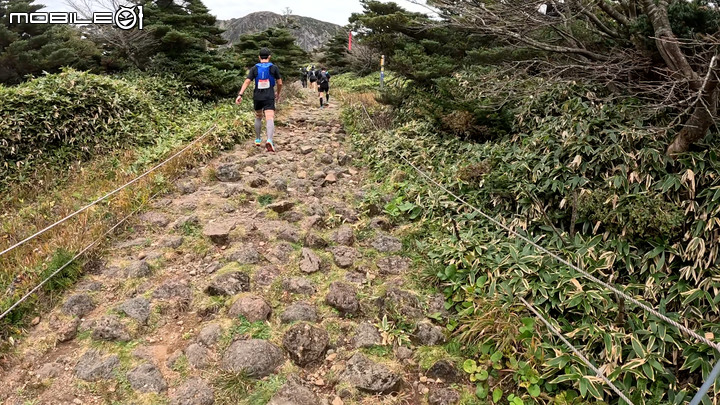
top-left (345, 73), bottom-right (720, 404)
top-left (0, 69), bottom-right (201, 188)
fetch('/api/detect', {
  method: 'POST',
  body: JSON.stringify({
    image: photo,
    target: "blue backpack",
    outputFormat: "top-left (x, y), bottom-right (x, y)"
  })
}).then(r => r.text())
top-left (255, 62), bottom-right (275, 90)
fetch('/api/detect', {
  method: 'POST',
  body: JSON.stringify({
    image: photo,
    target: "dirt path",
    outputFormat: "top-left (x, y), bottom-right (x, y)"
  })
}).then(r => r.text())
top-left (0, 94), bottom-right (460, 405)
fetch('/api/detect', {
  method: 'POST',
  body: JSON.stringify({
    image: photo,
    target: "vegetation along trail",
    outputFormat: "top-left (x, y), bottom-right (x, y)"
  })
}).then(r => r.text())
top-left (0, 91), bottom-right (471, 405)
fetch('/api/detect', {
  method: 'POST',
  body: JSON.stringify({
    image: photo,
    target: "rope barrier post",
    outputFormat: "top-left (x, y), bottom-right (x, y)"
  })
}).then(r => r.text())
top-left (689, 359), bottom-right (720, 405)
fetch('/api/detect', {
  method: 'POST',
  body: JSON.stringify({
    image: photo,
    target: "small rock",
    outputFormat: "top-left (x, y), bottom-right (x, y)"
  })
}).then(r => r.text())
top-left (92, 316), bottom-right (131, 342)
top-left (281, 211), bottom-right (304, 223)
top-left (159, 235), bottom-right (184, 249)
top-left (254, 265), bottom-right (280, 286)
top-left (153, 280), bottom-right (192, 301)
top-left (320, 153), bottom-right (334, 164)
top-left (75, 350), bottom-right (119, 381)
top-left (166, 350), bottom-right (183, 369)
top-left (228, 245), bottom-right (261, 264)
top-left (395, 346), bottom-right (413, 361)
top-left (338, 153), bottom-right (352, 166)
top-left (277, 227), bottom-right (300, 243)
top-left (370, 217), bottom-right (391, 231)
top-left (302, 215), bottom-right (324, 230)
top-left (267, 200), bottom-right (294, 213)
top-left (268, 381), bottom-right (319, 405)
top-left (197, 324), bottom-right (222, 347)
top-left (353, 322), bottom-right (383, 348)
top-left (377, 256), bottom-right (410, 275)
top-left (216, 163), bottom-right (242, 182)
top-left (312, 171), bottom-right (326, 181)
top-left (280, 302), bottom-right (319, 323)
top-left (119, 296), bottom-right (151, 324)
top-left (77, 280), bottom-right (104, 291)
top-left (176, 180), bottom-right (198, 195)
top-left (123, 260), bottom-right (151, 278)
top-left (203, 221), bottom-right (235, 245)
top-left (127, 363), bottom-right (167, 393)
top-left (228, 295), bottom-right (271, 322)
top-left (246, 174), bottom-right (269, 188)
top-left (304, 233), bottom-right (328, 248)
top-left (414, 321), bottom-right (446, 346)
top-left (427, 293), bottom-right (451, 320)
top-left (283, 277), bottom-right (317, 295)
top-left (139, 211), bottom-right (170, 228)
top-left (205, 272), bottom-right (250, 296)
top-left (429, 388), bottom-right (461, 405)
top-left (55, 317), bottom-right (80, 342)
top-left (332, 226), bottom-right (354, 246)
top-left (325, 282), bottom-right (359, 315)
top-left (283, 323), bottom-right (329, 366)
top-left (264, 242), bottom-right (295, 264)
top-left (330, 246), bottom-right (359, 269)
top-left (173, 215), bottom-right (199, 230)
top-left (30, 316), bottom-right (40, 326)
top-left (345, 270), bottom-right (367, 284)
top-left (185, 343), bottom-right (211, 369)
top-left (35, 362), bottom-right (63, 379)
top-left (62, 294), bottom-right (95, 317)
top-left (378, 288), bottom-right (423, 321)
top-left (300, 145), bottom-right (314, 154)
top-left (426, 360), bottom-right (460, 383)
top-left (170, 377), bottom-right (215, 405)
top-left (221, 339), bottom-right (285, 377)
top-left (297, 171), bottom-right (307, 179)
top-left (371, 234), bottom-right (402, 253)
top-left (325, 172), bottom-right (338, 184)
top-left (341, 353), bottom-right (401, 394)
top-left (299, 248), bottom-right (322, 274)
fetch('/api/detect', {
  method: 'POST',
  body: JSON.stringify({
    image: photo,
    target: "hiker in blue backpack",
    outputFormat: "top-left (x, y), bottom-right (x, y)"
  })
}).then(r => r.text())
top-left (235, 47), bottom-right (283, 152)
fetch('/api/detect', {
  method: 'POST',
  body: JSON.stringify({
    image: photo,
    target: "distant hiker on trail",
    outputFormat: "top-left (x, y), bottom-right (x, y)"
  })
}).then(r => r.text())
top-left (300, 66), bottom-right (308, 88)
top-left (236, 47), bottom-right (283, 153)
top-left (317, 67), bottom-right (331, 108)
top-left (308, 65), bottom-right (317, 91)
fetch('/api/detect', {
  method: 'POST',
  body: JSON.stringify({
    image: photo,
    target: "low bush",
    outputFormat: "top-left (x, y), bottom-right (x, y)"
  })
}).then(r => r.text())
top-left (343, 71), bottom-right (720, 404)
top-left (0, 69), bottom-right (201, 189)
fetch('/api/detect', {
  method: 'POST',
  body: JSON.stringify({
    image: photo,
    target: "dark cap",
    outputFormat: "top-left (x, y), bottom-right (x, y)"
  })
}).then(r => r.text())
top-left (259, 48), bottom-right (271, 57)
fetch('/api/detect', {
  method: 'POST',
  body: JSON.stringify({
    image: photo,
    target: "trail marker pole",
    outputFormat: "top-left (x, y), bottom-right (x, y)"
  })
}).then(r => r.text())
top-left (380, 54), bottom-right (385, 89)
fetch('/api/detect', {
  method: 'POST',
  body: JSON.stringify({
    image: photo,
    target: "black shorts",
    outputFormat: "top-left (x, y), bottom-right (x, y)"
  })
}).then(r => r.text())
top-left (309, 77), bottom-right (317, 83)
top-left (318, 83), bottom-right (329, 92)
top-left (254, 99), bottom-right (275, 111)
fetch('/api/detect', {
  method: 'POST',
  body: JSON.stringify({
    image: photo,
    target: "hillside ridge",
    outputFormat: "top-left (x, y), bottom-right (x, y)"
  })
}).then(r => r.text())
top-left (218, 11), bottom-right (342, 52)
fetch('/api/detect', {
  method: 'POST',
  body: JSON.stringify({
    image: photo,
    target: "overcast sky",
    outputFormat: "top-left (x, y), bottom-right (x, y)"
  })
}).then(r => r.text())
top-left (35, 0), bottom-right (431, 26)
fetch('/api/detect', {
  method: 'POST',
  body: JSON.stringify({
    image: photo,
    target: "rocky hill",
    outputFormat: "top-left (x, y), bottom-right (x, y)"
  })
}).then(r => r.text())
top-left (218, 11), bottom-right (342, 52)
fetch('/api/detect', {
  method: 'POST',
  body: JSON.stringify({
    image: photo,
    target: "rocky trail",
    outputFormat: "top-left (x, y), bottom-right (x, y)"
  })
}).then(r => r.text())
top-left (0, 95), bottom-right (462, 405)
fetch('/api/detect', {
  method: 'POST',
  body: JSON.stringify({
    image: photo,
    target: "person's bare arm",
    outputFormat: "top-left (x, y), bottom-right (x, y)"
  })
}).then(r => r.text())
top-left (275, 79), bottom-right (283, 101)
top-left (235, 78), bottom-right (252, 104)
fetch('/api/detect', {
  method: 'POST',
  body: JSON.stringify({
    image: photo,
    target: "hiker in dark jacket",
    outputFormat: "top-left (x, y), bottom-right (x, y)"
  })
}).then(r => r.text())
top-left (316, 67), bottom-right (331, 108)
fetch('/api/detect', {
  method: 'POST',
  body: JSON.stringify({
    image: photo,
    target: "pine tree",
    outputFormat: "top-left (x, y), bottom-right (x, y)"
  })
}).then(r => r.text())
top-left (319, 28), bottom-right (350, 73)
top-left (0, 0), bottom-right (101, 84)
top-left (234, 27), bottom-right (308, 72)
top-left (137, 0), bottom-right (244, 99)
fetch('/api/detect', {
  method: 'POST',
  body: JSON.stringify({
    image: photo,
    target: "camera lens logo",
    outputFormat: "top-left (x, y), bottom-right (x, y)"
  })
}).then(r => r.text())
top-left (114, 5), bottom-right (143, 30)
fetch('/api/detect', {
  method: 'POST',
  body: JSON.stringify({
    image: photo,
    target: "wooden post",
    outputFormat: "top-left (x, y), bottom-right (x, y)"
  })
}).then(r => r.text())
top-left (380, 54), bottom-right (385, 88)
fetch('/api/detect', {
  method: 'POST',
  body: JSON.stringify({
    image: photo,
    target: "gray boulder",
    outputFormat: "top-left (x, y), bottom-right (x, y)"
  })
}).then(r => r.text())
top-left (127, 363), bottom-right (167, 393)
top-left (221, 339), bottom-right (285, 377)
top-left (341, 353), bottom-right (401, 394)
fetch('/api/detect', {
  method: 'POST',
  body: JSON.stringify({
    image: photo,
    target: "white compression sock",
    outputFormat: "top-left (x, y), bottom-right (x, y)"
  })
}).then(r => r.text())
top-left (266, 119), bottom-right (275, 143)
top-left (254, 117), bottom-right (262, 139)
